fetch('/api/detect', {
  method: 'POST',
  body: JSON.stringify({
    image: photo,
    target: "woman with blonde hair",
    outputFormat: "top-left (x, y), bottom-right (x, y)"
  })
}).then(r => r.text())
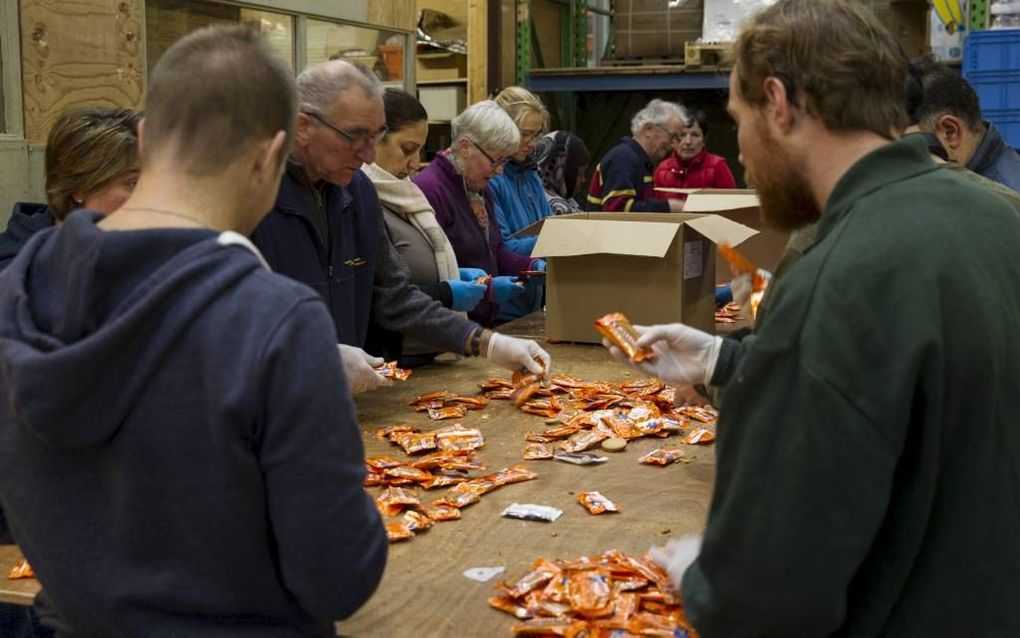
top-left (0, 106), bottom-right (140, 270)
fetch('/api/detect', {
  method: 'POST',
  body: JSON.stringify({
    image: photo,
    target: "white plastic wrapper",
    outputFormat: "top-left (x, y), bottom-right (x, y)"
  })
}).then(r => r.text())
top-left (554, 452), bottom-right (609, 465)
top-left (502, 503), bottom-right (564, 523)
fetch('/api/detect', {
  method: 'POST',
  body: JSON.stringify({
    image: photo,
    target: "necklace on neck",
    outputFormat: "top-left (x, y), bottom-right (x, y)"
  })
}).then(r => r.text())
top-left (118, 206), bottom-right (212, 230)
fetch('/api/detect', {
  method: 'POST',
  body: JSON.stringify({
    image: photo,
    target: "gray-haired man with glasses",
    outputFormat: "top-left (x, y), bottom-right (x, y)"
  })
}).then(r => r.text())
top-left (251, 60), bottom-right (551, 394)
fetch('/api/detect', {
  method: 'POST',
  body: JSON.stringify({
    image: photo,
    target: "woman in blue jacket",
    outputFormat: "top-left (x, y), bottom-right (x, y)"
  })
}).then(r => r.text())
top-left (489, 86), bottom-right (551, 321)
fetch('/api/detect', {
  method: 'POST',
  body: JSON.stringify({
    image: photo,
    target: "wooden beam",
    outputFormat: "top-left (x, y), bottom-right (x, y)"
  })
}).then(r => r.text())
top-left (367, 0), bottom-right (417, 32)
top-left (20, 0), bottom-right (143, 143)
top-left (467, 0), bottom-right (487, 103)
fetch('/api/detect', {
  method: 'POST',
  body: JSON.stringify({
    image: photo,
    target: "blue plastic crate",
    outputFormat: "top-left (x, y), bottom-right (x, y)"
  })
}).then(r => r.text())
top-left (964, 29), bottom-right (1020, 77)
top-left (964, 29), bottom-right (1020, 147)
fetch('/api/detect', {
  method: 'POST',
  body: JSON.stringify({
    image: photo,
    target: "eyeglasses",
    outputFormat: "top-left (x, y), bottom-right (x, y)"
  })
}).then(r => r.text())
top-left (657, 124), bottom-right (682, 144)
top-left (467, 137), bottom-right (509, 170)
top-left (303, 111), bottom-right (388, 149)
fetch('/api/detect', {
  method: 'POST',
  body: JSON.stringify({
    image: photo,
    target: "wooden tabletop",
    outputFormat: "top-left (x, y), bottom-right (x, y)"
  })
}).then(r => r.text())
top-left (0, 544), bottom-right (36, 605)
top-left (0, 313), bottom-right (720, 637)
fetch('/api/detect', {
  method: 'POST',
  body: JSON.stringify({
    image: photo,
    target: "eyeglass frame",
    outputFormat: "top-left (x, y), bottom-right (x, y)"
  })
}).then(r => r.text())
top-left (302, 111), bottom-right (388, 148)
top-left (656, 123), bottom-right (683, 144)
top-left (466, 137), bottom-right (509, 170)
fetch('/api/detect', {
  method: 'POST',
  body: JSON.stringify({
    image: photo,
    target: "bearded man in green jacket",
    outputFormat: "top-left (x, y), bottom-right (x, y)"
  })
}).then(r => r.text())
top-left (605, 0), bottom-right (1020, 635)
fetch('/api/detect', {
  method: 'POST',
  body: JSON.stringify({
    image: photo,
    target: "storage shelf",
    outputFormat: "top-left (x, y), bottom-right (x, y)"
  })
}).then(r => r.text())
top-left (526, 66), bottom-right (730, 92)
top-left (417, 78), bottom-right (468, 85)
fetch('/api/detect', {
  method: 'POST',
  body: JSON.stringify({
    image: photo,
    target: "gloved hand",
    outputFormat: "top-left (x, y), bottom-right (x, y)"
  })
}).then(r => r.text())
top-left (459, 267), bottom-right (488, 283)
top-left (491, 276), bottom-right (525, 303)
top-left (486, 333), bottom-right (552, 385)
top-left (447, 279), bottom-right (487, 312)
top-left (731, 268), bottom-right (772, 307)
top-left (531, 259), bottom-right (547, 272)
top-left (603, 323), bottom-right (722, 387)
top-left (337, 344), bottom-right (392, 394)
top-left (648, 535), bottom-right (703, 591)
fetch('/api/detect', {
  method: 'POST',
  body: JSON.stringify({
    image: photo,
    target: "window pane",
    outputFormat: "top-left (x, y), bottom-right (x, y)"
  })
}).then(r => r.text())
top-left (306, 19), bottom-right (405, 86)
top-left (145, 0), bottom-right (294, 74)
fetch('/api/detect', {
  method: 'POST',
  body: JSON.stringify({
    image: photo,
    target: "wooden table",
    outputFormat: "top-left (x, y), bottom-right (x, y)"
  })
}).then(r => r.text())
top-left (0, 314), bottom-right (719, 637)
top-left (0, 544), bottom-right (35, 605)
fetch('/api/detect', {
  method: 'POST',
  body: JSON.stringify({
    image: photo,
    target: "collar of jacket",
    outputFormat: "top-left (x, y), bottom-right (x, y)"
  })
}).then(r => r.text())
top-left (818, 135), bottom-right (938, 242)
top-left (276, 159), bottom-right (353, 218)
top-left (967, 120), bottom-right (1006, 175)
top-left (624, 137), bottom-right (654, 171)
top-left (675, 149), bottom-right (708, 172)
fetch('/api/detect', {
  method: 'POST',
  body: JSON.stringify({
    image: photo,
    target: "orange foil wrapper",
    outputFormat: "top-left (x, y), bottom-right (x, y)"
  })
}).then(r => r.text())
top-left (639, 448), bottom-right (688, 466)
top-left (386, 521), bottom-right (415, 542)
top-left (8, 559), bottom-right (35, 580)
top-left (594, 312), bottom-right (654, 362)
top-left (577, 491), bottom-right (619, 515)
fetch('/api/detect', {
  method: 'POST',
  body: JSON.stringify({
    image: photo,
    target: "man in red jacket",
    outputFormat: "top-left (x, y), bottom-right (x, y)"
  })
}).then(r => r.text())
top-left (653, 109), bottom-right (737, 199)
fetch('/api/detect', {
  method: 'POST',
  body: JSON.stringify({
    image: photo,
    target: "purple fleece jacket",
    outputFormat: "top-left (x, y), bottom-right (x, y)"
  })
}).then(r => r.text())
top-left (414, 153), bottom-right (532, 325)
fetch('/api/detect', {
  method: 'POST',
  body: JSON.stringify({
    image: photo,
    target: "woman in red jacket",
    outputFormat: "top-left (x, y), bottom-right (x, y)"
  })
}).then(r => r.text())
top-left (653, 110), bottom-right (736, 198)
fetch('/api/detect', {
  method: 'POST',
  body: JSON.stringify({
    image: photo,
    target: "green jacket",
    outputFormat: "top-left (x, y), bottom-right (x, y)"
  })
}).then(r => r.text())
top-left (685, 136), bottom-right (1020, 636)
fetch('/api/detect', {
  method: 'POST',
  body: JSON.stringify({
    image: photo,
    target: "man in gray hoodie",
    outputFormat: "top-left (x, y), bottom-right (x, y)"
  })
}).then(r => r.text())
top-left (0, 25), bottom-right (385, 635)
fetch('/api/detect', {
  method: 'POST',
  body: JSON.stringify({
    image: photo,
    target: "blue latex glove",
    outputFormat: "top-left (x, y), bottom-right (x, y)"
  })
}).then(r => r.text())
top-left (714, 284), bottom-right (733, 308)
top-left (447, 279), bottom-right (487, 312)
top-left (459, 267), bottom-right (488, 282)
top-left (491, 275), bottom-right (525, 303)
top-left (531, 259), bottom-right (547, 272)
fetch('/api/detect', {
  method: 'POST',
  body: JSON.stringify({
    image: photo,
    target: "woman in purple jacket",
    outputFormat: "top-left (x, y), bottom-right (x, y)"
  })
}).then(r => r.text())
top-left (414, 100), bottom-right (545, 326)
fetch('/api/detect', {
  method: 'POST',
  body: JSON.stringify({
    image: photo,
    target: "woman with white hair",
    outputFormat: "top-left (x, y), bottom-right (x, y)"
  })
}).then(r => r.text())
top-left (414, 101), bottom-right (545, 327)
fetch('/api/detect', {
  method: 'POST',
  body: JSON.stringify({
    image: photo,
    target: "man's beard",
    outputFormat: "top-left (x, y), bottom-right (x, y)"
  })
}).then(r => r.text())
top-left (745, 125), bottom-right (821, 232)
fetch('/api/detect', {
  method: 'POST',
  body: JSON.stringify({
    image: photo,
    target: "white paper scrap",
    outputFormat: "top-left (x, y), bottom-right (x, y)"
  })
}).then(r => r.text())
top-left (463, 566), bottom-right (505, 583)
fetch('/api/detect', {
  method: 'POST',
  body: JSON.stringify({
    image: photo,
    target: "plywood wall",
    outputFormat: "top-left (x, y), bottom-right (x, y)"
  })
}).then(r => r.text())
top-left (20, 0), bottom-right (144, 143)
top-left (368, 0), bottom-right (417, 31)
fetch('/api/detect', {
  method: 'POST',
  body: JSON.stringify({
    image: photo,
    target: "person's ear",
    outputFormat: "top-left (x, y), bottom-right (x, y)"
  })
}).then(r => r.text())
top-left (763, 76), bottom-right (795, 134)
top-left (294, 112), bottom-right (313, 147)
top-left (254, 131), bottom-right (288, 182)
top-left (936, 114), bottom-right (965, 150)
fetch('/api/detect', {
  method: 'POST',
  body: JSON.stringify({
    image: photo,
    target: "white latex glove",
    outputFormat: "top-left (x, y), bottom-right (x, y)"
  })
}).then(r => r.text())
top-left (648, 535), bottom-right (703, 591)
top-left (603, 323), bottom-right (722, 387)
top-left (486, 333), bottom-right (552, 385)
top-left (337, 344), bottom-right (392, 394)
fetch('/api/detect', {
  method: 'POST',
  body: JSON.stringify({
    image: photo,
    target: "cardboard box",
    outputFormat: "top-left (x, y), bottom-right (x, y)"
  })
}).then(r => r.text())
top-left (612, 0), bottom-right (702, 58)
top-left (418, 85), bottom-right (467, 122)
top-left (416, 52), bottom-right (467, 82)
top-left (655, 189), bottom-right (788, 283)
top-left (702, 0), bottom-right (777, 42)
top-left (532, 196), bottom-right (759, 344)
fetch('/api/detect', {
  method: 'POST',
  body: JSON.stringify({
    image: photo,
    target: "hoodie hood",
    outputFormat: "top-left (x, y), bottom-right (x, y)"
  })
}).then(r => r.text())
top-left (0, 202), bottom-right (54, 267)
top-left (0, 210), bottom-right (264, 448)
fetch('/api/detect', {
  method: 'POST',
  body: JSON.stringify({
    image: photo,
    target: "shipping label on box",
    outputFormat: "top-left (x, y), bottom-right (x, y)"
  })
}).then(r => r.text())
top-left (533, 207), bottom-right (758, 344)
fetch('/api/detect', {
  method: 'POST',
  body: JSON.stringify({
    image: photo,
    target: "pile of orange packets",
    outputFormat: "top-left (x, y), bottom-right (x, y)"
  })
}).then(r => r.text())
top-left (373, 465), bottom-right (537, 542)
top-left (375, 361), bottom-right (412, 381)
top-left (714, 301), bottom-right (741, 325)
top-left (490, 549), bottom-right (697, 637)
top-left (410, 390), bottom-right (489, 421)
top-left (478, 373), bottom-right (718, 463)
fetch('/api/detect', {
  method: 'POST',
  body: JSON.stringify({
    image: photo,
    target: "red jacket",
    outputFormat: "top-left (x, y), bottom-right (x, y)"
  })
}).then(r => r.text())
top-left (653, 150), bottom-right (736, 199)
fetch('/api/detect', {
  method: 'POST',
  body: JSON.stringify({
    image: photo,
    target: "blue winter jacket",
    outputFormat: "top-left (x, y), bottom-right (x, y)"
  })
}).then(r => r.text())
top-left (490, 160), bottom-right (553, 257)
top-left (0, 211), bottom-right (386, 635)
top-left (968, 121), bottom-right (1020, 192)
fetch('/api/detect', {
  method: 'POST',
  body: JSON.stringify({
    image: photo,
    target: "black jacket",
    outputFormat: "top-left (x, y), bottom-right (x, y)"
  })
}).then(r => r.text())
top-left (0, 202), bottom-right (54, 271)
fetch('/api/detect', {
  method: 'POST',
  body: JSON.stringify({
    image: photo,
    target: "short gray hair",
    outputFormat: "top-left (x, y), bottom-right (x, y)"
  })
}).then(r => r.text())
top-left (450, 100), bottom-right (520, 155)
top-left (296, 60), bottom-right (383, 114)
top-left (631, 99), bottom-right (688, 135)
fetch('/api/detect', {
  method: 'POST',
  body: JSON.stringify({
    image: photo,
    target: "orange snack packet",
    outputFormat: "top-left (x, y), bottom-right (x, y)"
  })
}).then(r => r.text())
top-left (489, 595), bottom-right (534, 620)
top-left (377, 486), bottom-right (421, 516)
top-left (436, 426), bottom-right (485, 451)
top-left (681, 428), bottom-right (716, 445)
top-left (402, 509), bottom-right (434, 532)
top-left (510, 618), bottom-right (587, 637)
top-left (427, 405), bottom-right (468, 421)
top-left (376, 361), bottom-right (412, 381)
top-left (375, 424), bottom-right (418, 440)
top-left (594, 312), bottom-right (654, 362)
top-left (421, 501), bottom-right (462, 521)
top-left (421, 474), bottom-right (467, 489)
top-left (558, 429), bottom-right (609, 454)
top-left (568, 569), bottom-right (613, 617)
top-left (639, 448), bottom-right (688, 466)
top-left (386, 521), bottom-right (415, 542)
top-left (8, 559), bottom-right (35, 580)
top-left (577, 491), bottom-right (619, 515)
top-left (393, 431), bottom-right (438, 455)
top-left (506, 559), bottom-right (561, 598)
top-left (382, 466), bottom-right (433, 483)
top-left (523, 442), bottom-right (553, 460)
top-left (490, 465), bottom-right (538, 487)
top-left (365, 455), bottom-right (404, 471)
top-left (718, 242), bottom-right (766, 291)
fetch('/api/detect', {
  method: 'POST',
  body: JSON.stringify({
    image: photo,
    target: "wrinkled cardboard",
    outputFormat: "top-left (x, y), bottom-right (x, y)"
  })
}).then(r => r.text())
top-left (532, 206), bottom-right (758, 344)
top-left (656, 188), bottom-right (788, 282)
